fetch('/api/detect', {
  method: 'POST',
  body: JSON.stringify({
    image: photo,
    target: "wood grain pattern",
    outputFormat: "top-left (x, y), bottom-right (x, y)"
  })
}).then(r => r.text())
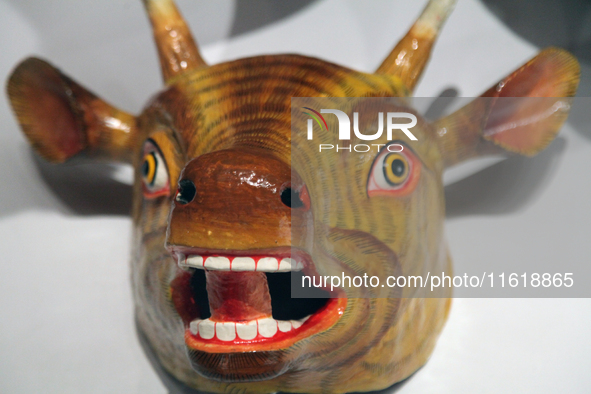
top-left (5, 0), bottom-right (580, 393)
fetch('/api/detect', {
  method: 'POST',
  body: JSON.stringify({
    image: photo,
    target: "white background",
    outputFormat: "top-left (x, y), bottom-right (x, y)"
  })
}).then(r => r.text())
top-left (0, 0), bottom-right (590, 393)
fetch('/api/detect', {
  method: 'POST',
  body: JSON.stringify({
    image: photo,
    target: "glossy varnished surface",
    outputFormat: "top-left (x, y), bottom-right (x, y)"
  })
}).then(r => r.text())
top-left (3, 0), bottom-right (582, 393)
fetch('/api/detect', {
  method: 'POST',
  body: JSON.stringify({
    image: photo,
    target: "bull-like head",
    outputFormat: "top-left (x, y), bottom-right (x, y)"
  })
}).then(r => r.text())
top-left (6, 0), bottom-right (579, 392)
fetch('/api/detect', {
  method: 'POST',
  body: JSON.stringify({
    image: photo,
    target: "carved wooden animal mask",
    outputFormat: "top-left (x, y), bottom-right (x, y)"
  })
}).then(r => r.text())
top-left (6, 0), bottom-right (579, 392)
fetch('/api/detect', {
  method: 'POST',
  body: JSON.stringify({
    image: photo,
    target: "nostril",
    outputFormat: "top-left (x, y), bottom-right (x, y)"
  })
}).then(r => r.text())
top-left (281, 186), bottom-right (310, 210)
top-left (175, 179), bottom-right (196, 204)
top-left (281, 188), bottom-right (297, 208)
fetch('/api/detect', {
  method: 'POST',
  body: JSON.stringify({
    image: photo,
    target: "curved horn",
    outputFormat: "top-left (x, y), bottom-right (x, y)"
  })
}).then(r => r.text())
top-left (376, 0), bottom-right (456, 93)
top-left (142, 0), bottom-right (206, 83)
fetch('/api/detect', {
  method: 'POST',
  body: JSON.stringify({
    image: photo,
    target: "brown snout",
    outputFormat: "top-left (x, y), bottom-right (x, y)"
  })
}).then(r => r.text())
top-left (166, 148), bottom-right (294, 251)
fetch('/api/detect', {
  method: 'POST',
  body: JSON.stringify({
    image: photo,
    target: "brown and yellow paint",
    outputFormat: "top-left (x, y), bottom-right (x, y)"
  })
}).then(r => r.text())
top-left (5, 0), bottom-right (579, 393)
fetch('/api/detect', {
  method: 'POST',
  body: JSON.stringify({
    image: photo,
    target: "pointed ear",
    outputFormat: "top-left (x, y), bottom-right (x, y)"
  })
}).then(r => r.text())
top-left (7, 57), bottom-right (138, 163)
top-left (435, 48), bottom-right (580, 167)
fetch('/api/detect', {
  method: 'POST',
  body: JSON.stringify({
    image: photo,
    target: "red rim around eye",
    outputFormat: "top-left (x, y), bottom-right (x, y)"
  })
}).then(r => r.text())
top-left (141, 140), bottom-right (171, 199)
top-left (367, 146), bottom-right (421, 197)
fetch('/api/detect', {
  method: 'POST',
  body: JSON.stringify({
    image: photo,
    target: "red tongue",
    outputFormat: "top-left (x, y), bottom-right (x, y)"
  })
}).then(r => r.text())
top-left (205, 271), bottom-right (272, 322)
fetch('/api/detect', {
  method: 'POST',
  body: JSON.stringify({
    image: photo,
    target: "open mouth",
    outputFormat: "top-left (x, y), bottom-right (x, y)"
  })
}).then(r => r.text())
top-left (168, 248), bottom-right (346, 353)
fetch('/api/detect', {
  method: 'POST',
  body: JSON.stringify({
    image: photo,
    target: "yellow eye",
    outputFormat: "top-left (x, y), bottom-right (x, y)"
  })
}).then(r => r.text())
top-left (141, 139), bottom-right (170, 198)
top-left (368, 144), bottom-right (420, 197)
top-left (382, 153), bottom-right (409, 186)
top-left (142, 152), bottom-right (157, 185)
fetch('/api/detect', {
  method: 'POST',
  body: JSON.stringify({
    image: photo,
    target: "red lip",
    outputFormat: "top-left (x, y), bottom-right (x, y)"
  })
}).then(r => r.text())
top-left (183, 296), bottom-right (346, 353)
top-left (168, 247), bottom-right (346, 353)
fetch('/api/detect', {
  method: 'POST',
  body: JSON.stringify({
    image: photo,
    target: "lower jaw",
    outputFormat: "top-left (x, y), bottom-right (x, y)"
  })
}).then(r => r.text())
top-left (168, 252), bottom-right (348, 379)
top-left (184, 297), bottom-right (346, 382)
top-left (184, 297), bottom-right (347, 353)
top-left (187, 347), bottom-right (291, 382)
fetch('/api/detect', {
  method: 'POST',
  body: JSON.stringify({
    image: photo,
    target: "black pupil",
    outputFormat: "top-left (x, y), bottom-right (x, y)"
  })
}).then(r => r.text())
top-left (391, 158), bottom-right (405, 177)
top-left (281, 188), bottom-right (304, 208)
top-left (141, 160), bottom-right (149, 177)
top-left (176, 179), bottom-right (196, 204)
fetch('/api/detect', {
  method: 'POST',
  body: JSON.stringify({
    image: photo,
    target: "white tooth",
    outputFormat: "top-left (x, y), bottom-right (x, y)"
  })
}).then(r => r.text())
top-left (291, 320), bottom-right (302, 329)
top-left (177, 253), bottom-right (186, 266)
top-left (278, 258), bottom-right (293, 272)
top-left (186, 255), bottom-right (204, 269)
top-left (295, 261), bottom-right (304, 270)
top-left (204, 256), bottom-right (230, 270)
top-left (258, 318), bottom-right (278, 338)
top-left (257, 257), bottom-right (278, 272)
top-left (290, 315), bottom-right (310, 330)
top-left (236, 320), bottom-right (258, 340)
top-left (198, 319), bottom-right (215, 339)
top-left (231, 257), bottom-right (255, 271)
top-left (216, 322), bottom-right (236, 341)
top-left (189, 319), bottom-right (201, 335)
top-left (277, 320), bottom-right (292, 333)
